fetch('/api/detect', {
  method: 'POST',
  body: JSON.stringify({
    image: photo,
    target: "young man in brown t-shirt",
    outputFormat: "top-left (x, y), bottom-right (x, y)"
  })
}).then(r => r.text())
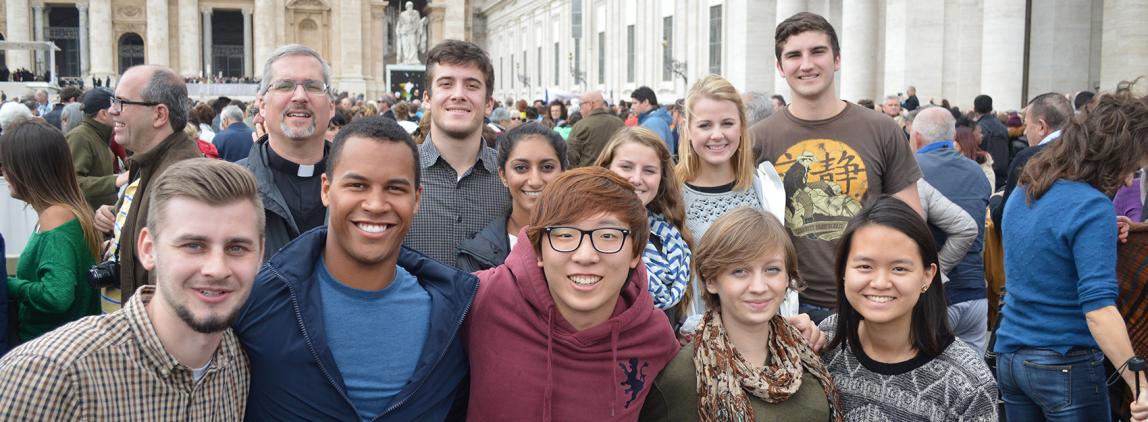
top-left (751, 12), bottom-right (923, 323)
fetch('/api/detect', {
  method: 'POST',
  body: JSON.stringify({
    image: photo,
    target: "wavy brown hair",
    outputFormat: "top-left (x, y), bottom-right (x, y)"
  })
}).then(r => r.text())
top-left (1020, 80), bottom-right (1148, 203)
top-left (596, 127), bottom-right (696, 313)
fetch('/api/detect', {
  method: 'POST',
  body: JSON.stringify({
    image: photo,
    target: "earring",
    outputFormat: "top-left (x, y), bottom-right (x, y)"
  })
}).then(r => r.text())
top-left (921, 286), bottom-right (929, 294)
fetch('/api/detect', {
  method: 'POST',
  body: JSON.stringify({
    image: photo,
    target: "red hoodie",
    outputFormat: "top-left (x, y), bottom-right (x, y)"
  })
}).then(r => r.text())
top-left (464, 229), bottom-right (680, 421)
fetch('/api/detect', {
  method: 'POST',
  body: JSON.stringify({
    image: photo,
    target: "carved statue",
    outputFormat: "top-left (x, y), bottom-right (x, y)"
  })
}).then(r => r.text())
top-left (396, 2), bottom-right (427, 64)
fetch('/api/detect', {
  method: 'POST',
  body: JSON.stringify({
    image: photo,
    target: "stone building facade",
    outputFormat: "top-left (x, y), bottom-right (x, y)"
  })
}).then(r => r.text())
top-left (1, 0), bottom-right (475, 98)
top-left (480, 0), bottom-right (1148, 112)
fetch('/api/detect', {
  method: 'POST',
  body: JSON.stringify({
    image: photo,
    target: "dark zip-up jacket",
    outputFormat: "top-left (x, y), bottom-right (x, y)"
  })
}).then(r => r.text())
top-left (455, 210), bottom-right (511, 273)
top-left (233, 227), bottom-right (477, 421)
top-left (239, 138), bottom-right (320, 260)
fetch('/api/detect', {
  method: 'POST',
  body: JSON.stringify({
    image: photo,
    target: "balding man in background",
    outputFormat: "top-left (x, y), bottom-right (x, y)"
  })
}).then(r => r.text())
top-left (911, 106), bottom-right (992, 352)
top-left (212, 105), bottom-right (254, 162)
top-left (567, 90), bottom-right (624, 167)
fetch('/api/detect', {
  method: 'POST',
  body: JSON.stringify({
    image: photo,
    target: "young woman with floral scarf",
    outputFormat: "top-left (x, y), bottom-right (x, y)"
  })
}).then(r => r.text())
top-left (639, 207), bottom-right (843, 421)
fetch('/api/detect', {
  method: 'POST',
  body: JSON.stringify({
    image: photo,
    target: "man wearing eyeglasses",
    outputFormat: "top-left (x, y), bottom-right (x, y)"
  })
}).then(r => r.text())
top-left (93, 65), bottom-right (203, 307)
top-left (567, 90), bottom-right (624, 168)
top-left (239, 44), bottom-right (337, 258)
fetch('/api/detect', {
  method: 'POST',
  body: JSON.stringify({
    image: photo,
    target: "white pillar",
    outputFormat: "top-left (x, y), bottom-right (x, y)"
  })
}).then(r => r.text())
top-left (941, 0), bottom-right (981, 111)
top-left (1100, 0), bottom-right (1148, 92)
top-left (78, 4), bottom-right (90, 77)
top-left (979, 0), bottom-right (1025, 111)
top-left (774, 0), bottom-right (808, 101)
top-left (4, 0), bottom-right (32, 71)
top-left (202, 8), bottom-right (213, 77)
top-left (253, 0), bottom-right (275, 79)
top-left (883, 0), bottom-right (944, 105)
top-left (178, 0), bottom-right (200, 77)
top-left (88, 0), bottom-right (113, 77)
top-left (32, 3), bottom-right (45, 73)
top-left (242, 8), bottom-right (253, 77)
top-left (841, 0), bottom-right (878, 102)
top-left (146, 0), bottom-right (170, 66)
top-left (444, 0), bottom-right (466, 40)
top-left (726, 0), bottom-right (775, 93)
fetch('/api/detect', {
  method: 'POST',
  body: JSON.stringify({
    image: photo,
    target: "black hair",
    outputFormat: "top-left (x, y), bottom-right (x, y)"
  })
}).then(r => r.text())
top-left (329, 111), bottom-right (348, 128)
top-left (828, 196), bottom-right (953, 358)
top-left (327, 116), bottom-right (420, 185)
top-left (955, 117), bottom-right (975, 129)
top-left (630, 86), bottom-right (659, 107)
top-left (1074, 91), bottom-right (1096, 112)
top-left (496, 122), bottom-right (569, 171)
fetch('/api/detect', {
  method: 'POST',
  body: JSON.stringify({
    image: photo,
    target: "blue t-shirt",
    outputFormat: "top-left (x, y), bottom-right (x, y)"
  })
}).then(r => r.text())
top-left (316, 258), bottom-right (431, 421)
top-left (995, 181), bottom-right (1119, 355)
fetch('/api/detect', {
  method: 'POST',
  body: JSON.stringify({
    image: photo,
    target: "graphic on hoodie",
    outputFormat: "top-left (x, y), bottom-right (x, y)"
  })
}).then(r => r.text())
top-left (619, 358), bottom-right (649, 408)
top-left (774, 139), bottom-right (868, 241)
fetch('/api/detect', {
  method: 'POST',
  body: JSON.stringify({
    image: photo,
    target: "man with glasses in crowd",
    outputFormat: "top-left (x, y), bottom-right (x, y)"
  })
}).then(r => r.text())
top-left (240, 44), bottom-right (337, 258)
top-left (93, 64), bottom-right (203, 309)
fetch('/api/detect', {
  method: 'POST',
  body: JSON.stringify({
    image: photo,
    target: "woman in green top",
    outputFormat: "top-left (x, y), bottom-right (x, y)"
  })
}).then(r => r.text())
top-left (2, 121), bottom-right (102, 343)
top-left (641, 208), bottom-right (843, 422)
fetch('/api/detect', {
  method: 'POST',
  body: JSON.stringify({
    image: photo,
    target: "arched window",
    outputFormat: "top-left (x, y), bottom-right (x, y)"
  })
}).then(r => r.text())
top-left (118, 33), bottom-right (145, 73)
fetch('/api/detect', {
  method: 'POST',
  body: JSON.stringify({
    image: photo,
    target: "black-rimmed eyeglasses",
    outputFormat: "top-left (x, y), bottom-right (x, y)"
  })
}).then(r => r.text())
top-left (109, 96), bottom-right (160, 113)
top-left (543, 226), bottom-right (631, 254)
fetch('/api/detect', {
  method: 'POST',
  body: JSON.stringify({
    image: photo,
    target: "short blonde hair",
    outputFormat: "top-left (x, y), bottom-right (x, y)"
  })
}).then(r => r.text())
top-left (675, 74), bottom-right (756, 191)
top-left (693, 207), bottom-right (802, 310)
top-left (147, 158), bottom-right (265, 238)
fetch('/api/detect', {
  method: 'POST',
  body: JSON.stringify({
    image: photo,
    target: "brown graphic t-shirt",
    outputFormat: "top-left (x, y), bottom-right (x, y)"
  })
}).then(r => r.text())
top-left (751, 102), bottom-right (921, 308)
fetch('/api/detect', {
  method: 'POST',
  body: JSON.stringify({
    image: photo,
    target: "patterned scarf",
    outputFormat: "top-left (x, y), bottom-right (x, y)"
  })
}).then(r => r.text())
top-left (693, 310), bottom-right (844, 422)
top-left (644, 212), bottom-right (692, 310)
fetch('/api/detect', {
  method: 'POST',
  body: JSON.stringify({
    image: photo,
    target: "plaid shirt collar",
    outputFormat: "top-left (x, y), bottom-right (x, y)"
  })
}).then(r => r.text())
top-left (124, 286), bottom-right (240, 381)
top-left (419, 134), bottom-right (498, 174)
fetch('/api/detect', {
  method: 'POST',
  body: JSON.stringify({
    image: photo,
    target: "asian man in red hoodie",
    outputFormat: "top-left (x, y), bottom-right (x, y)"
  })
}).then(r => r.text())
top-left (464, 167), bottom-right (680, 421)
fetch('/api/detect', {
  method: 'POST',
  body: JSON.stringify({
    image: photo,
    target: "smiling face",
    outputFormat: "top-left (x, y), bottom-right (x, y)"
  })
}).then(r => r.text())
top-left (706, 250), bottom-right (789, 331)
top-left (843, 224), bottom-right (937, 328)
top-left (259, 55), bottom-right (335, 146)
top-left (428, 62), bottom-right (492, 141)
top-left (322, 136), bottom-right (421, 273)
top-left (607, 141), bottom-right (662, 206)
top-left (500, 136), bottom-right (563, 220)
top-left (539, 213), bottom-right (641, 331)
top-left (140, 197), bottom-right (262, 334)
top-left (110, 67), bottom-right (159, 153)
top-left (688, 97), bottom-right (742, 169)
top-left (775, 30), bottom-right (840, 104)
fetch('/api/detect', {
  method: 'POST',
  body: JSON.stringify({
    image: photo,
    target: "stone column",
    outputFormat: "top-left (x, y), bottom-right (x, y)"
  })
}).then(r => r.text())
top-left (146, 0), bottom-right (170, 65)
top-left (78, 4), bottom-right (90, 77)
top-left (336, 0), bottom-right (366, 94)
top-left (979, 0), bottom-right (1025, 111)
top-left (243, 8), bottom-right (253, 77)
top-left (4, 0), bottom-right (31, 71)
top-left (202, 8), bottom-right (213, 78)
top-left (427, 3), bottom-right (447, 48)
top-left (253, 0), bottom-right (275, 79)
top-left (1100, 0), bottom-right (1148, 92)
top-left (88, 0), bottom-right (113, 77)
top-left (773, 0), bottom-right (807, 101)
top-left (33, 3), bottom-right (45, 73)
top-left (841, 0), bottom-right (877, 102)
top-left (178, 0), bottom-right (200, 77)
top-left (369, 1), bottom-right (388, 99)
top-left (443, 0), bottom-right (466, 41)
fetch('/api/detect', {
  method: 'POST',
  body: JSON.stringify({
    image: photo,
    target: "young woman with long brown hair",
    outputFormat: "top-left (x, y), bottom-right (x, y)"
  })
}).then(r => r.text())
top-left (2, 121), bottom-right (102, 343)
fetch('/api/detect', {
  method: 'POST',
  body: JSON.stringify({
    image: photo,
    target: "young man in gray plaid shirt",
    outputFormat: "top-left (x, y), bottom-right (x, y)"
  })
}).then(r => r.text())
top-left (0, 159), bottom-right (264, 420)
top-left (403, 40), bottom-right (511, 265)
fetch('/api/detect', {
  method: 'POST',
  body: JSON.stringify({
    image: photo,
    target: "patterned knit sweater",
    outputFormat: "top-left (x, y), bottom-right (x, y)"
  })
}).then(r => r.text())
top-left (819, 316), bottom-right (999, 421)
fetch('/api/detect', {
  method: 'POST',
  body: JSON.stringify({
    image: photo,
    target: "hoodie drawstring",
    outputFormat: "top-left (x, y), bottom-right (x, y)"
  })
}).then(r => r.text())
top-left (609, 319), bottom-right (620, 417)
top-left (544, 306), bottom-right (555, 422)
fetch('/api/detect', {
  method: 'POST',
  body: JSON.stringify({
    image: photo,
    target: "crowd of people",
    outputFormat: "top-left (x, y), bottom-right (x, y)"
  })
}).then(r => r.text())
top-left (1, 11), bottom-right (1147, 422)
